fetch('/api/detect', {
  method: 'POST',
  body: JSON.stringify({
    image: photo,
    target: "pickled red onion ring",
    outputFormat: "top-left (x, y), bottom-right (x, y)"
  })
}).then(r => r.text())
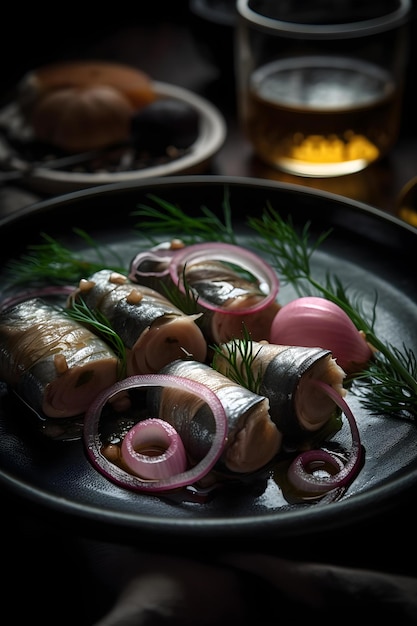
top-left (83, 374), bottom-right (228, 493)
top-left (121, 418), bottom-right (187, 480)
top-left (287, 380), bottom-right (363, 496)
top-left (168, 242), bottom-right (280, 314)
top-left (128, 246), bottom-right (177, 280)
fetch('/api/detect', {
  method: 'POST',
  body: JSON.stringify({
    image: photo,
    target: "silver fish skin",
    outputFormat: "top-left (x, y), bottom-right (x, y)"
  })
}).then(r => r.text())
top-left (68, 269), bottom-right (207, 375)
top-left (213, 340), bottom-right (346, 442)
top-left (0, 297), bottom-right (120, 418)
top-left (147, 359), bottom-right (282, 474)
top-left (183, 260), bottom-right (281, 344)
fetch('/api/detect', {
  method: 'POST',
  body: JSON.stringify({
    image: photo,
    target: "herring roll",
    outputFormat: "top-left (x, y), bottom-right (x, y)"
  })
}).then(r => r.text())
top-left (0, 297), bottom-right (120, 419)
top-left (129, 241), bottom-right (281, 344)
top-left (213, 340), bottom-right (346, 442)
top-left (147, 359), bottom-right (282, 474)
top-left (68, 269), bottom-right (207, 375)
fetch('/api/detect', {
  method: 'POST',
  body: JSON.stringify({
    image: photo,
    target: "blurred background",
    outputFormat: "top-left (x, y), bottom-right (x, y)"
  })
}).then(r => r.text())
top-left (4, 1), bottom-right (415, 134)
top-left (1, 1), bottom-right (417, 213)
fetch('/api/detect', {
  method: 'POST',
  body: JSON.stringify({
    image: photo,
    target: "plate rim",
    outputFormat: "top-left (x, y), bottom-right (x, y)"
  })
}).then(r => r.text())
top-left (2, 173), bottom-right (416, 235)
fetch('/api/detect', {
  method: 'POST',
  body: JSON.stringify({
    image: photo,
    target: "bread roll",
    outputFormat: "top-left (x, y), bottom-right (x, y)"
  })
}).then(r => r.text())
top-left (19, 60), bottom-right (156, 110)
top-left (30, 85), bottom-right (135, 152)
top-left (18, 60), bottom-right (157, 152)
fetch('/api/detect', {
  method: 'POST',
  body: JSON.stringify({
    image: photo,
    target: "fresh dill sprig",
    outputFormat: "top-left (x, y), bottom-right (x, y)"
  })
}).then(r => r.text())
top-left (160, 264), bottom-right (200, 315)
top-left (248, 206), bottom-right (371, 322)
top-left (63, 298), bottom-right (127, 380)
top-left (247, 207), bottom-right (332, 294)
top-left (4, 229), bottom-right (126, 287)
top-left (131, 190), bottom-right (237, 245)
top-left (247, 203), bottom-right (417, 420)
top-left (212, 327), bottom-right (263, 394)
top-left (353, 345), bottom-right (417, 420)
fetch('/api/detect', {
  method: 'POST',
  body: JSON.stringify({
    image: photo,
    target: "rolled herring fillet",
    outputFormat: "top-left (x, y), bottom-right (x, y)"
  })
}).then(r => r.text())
top-left (129, 243), bottom-right (281, 344)
top-left (68, 269), bottom-right (207, 375)
top-left (0, 297), bottom-right (120, 418)
top-left (147, 359), bottom-right (282, 474)
top-left (213, 340), bottom-right (347, 442)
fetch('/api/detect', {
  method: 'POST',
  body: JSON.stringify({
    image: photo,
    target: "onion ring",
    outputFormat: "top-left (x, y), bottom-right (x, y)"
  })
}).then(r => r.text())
top-left (287, 380), bottom-right (363, 496)
top-left (83, 374), bottom-right (228, 493)
top-left (121, 418), bottom-right (187, 480)
top-left (129, 246), bottom-right (177, 280)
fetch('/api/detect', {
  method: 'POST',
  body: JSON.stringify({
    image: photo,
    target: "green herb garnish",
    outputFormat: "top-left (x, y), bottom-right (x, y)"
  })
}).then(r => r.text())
top-left (211, 326), bottom-right (263, 394)
top-left (353, 345), bottom-right (417, 421)
top-left (63, 298), bottom-right (127, 380)
top-left (132, 191), bottom-right (238, 245)
top-left (159, 264), bottom-right (200, 315)
top-left (4, 229), bottom-right (126, 287)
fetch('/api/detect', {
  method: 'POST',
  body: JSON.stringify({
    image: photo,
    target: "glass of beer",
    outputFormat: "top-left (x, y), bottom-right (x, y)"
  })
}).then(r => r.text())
top-left (235, 0), bottom-right (411, 177)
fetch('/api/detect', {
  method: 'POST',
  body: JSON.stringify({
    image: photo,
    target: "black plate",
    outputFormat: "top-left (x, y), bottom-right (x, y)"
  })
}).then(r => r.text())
top-left (1, 175), bottom-right (416, 544)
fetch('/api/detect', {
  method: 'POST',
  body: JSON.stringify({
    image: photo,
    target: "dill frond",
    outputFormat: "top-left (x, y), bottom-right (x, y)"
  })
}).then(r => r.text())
top-left (63, 298), bottom-right (127, 380)
top-left (212, 328), bottom-right (263, 394)
top-left (160, 265), bottom-right (200, 315)
top-left (4, 230), bottom-right (126, 287)
top-left (131, 189), bottom-right (237, 245)
top-left (352, 345), bottom-right (417, 420)
top-left (247, 206), bottom-right (332, 292)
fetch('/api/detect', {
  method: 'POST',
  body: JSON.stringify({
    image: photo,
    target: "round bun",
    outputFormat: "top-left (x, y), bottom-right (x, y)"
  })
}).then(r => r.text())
top-left (19, 60), bottom-right (156, 110)
top-left (18, 60), bottom-right (157, 152)
top-left (30, 85), bottom-right (135, 152)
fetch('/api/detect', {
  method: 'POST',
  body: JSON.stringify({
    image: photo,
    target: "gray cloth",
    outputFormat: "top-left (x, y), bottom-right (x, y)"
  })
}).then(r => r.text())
top-left (86, 542), bottom-right (417, 626)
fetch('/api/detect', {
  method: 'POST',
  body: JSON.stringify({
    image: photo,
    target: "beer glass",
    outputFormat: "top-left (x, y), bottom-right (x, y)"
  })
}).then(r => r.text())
top-left (235, 0), bottom-right (411, 177)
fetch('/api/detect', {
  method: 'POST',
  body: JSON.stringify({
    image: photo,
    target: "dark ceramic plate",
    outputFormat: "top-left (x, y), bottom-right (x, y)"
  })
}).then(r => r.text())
top-left (0, 175), bottom-right (416, 543)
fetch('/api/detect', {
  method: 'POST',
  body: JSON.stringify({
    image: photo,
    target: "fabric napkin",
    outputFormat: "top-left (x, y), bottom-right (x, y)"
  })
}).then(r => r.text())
top-left (86, 540), bottom-right (417, 626)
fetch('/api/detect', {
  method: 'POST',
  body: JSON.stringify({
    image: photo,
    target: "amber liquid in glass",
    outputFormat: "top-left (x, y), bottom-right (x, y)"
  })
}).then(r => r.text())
top-left (245, 56), bottom-right (402, 177)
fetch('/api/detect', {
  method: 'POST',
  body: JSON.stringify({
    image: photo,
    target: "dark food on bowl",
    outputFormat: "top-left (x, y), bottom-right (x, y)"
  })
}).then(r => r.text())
top-left (131, 99), bottom-right (200, 155)
top-left (1, 61), bottom-right (202, 175)
top-left (18, 60), bottom-right (157, 152)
